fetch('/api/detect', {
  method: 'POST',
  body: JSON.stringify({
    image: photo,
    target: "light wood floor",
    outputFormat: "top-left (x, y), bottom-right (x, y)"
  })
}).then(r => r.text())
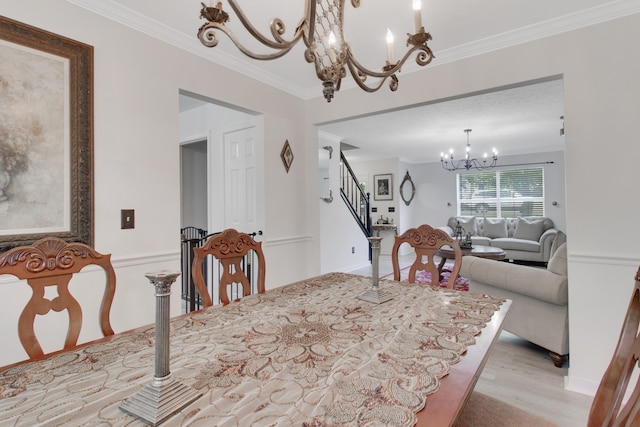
top-left (350, 254), bottom-right (594, 427)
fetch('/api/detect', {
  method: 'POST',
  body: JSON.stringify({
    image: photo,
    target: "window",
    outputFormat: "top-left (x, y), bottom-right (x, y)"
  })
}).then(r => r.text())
top-left (457, 168), bottom-right (544, 218)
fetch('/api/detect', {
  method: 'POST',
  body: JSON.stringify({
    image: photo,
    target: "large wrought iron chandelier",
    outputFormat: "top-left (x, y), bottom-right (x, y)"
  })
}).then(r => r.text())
top-left (197, 1), bottom-right (435, 102)
top-left (441, 129), bottom-right (498, 171)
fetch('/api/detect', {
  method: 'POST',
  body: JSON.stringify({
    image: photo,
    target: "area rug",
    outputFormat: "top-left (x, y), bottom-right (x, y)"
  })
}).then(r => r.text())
top-left (381, 265), bottom-right (470, 292)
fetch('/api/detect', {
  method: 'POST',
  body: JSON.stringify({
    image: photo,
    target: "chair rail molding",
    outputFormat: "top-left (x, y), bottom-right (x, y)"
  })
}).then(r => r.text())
top-left (264, 235), bottom-right (313, 247)
top-left (568, 252), bottom-right (640, 268)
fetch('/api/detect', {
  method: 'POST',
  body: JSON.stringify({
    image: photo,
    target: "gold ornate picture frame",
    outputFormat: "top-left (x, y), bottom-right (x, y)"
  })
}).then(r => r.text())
top-left (0, 17), bottom-right (94, 252)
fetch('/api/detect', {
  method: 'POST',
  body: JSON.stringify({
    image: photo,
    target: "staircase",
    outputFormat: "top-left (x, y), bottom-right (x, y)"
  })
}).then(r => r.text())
top-left (339, 151), bottom-right (373, 257)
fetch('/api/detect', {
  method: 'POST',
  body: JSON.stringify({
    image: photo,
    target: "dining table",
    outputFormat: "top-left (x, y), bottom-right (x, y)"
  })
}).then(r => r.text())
top-left (0, 272), bottom-right (510, 427)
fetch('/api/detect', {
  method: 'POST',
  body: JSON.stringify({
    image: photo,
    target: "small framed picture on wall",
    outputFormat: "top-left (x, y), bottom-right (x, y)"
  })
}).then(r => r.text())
top-left (373, 174), bottom-right (393, 201)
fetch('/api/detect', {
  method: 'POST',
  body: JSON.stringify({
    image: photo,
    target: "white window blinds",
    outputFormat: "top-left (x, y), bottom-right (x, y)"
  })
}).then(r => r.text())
top-left (457, 168), bottom-right (544, 218)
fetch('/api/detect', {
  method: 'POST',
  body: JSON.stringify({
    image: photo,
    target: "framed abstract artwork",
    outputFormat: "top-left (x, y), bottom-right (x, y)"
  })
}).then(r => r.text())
top-left (0, 17), bottom-right (94, 252)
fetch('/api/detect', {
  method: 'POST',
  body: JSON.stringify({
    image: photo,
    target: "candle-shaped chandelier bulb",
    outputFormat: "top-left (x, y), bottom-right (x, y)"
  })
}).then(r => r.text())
top-left (197, 0), bottom-right (434, 102)
top-left (328, 31), bottom-right (338, 63)
top-left (386, 29), bottom-right (395, 64)
top-left (328, 31), bottom-right (337, 46)
top-left (413, 0), bottom-right (423, 33)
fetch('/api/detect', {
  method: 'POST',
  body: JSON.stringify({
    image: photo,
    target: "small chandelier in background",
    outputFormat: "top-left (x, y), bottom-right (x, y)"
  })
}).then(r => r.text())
top-left (441, 129), bottom-right (498, 172)
top-left (197, 1), bottom-right (435, 102)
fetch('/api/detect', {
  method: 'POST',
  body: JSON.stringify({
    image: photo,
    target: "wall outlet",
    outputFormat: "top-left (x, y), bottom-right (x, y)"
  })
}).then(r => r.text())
top-left (351, 246), bottom-right (355, 254)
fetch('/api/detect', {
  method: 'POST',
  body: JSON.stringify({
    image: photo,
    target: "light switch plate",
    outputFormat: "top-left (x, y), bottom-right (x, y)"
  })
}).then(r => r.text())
top-left (121, 209), bottom-right (135, 229)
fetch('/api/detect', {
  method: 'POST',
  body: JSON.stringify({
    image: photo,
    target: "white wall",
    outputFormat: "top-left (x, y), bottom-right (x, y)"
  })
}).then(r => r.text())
top-left (305, 13), bottom-right (640, 397)
top-left (318, 133), bottom-right (370, 273)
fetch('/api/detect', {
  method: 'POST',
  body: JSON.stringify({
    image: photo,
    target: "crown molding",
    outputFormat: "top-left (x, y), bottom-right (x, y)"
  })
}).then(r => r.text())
top-left (432, 0), bottom-right (640, 67)
top-left (67, 0), bottom-right (640, 101)
top-left (65, 0), bottom-right (311, 99)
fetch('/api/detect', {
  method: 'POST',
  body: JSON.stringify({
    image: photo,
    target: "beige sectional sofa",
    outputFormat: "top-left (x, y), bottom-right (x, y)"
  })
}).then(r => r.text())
top-left (442, 216), bottom-right (559, 263)
top-left (460, 242), bottom-right (569, 366)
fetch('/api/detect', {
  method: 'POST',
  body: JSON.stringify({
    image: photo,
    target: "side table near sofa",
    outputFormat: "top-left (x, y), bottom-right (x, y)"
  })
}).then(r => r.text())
top-left (436, 245), bottom-right (506, 262)
top-left (436, 246), bottom-right (506, 281)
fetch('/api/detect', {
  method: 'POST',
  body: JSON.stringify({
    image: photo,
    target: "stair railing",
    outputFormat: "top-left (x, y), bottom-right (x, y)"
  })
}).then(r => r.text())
top-left (340, 151), bottom-right (372, 241)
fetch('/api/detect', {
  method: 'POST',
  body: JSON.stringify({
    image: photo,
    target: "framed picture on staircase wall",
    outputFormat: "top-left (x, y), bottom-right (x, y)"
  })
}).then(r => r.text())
top-left (373, 173), bottom-right (393, 201)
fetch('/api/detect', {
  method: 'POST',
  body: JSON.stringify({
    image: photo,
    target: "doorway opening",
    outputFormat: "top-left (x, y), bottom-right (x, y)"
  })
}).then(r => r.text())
top-left (178, 90), bottom-right (265, 310)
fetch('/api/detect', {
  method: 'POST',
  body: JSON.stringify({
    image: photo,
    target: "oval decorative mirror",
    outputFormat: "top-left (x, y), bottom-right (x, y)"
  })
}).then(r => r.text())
top-left (400, 170), bottom-right (415, 206)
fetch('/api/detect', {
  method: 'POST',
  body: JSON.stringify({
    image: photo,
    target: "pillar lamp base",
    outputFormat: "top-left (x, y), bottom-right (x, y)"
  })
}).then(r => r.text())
top-left (357, 288), bottom-right (394, 304)
top-left (120, 377), bottom-right (201, 426)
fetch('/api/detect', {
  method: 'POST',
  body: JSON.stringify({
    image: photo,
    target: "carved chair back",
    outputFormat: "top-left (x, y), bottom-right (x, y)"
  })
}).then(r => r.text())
top-left (391, 224), bottom-right (462, 289)
top-left (192, 228), bottom-right (266, 306)
top-left (0, 237), bottom-right (116, 360)
top-left (588, 266), bottom-right (640, 427)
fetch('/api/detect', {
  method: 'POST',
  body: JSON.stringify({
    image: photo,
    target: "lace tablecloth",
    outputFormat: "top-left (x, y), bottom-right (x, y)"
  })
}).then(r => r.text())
top-left (0, 272), bottom-right (503, 426)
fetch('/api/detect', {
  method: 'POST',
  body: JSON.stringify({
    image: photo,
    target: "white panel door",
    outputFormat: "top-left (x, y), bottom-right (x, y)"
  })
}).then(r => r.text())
top-left (223, 126), bottom-right (257, 234)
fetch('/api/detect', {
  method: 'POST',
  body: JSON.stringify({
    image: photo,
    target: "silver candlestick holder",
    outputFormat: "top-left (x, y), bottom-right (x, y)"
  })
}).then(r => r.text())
top-left (120, 271), bottom-right (201, 426)
top-left (357, 236), bottom-right (393, 304)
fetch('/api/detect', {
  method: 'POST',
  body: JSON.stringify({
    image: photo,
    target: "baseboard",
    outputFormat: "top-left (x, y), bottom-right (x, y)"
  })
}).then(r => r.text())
top-left (344, 260), bottom-right (372, 273)
top-left (564, 370), bottom-right (599, 397)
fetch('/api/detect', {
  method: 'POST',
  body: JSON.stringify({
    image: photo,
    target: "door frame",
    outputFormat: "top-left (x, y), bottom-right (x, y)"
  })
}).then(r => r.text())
top-left (179, 137), bottom-right (209, 231)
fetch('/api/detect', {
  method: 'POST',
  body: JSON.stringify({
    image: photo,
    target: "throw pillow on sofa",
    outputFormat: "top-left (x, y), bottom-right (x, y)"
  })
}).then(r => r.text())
top-left (483, 218), bottom-right (508, 238)
top-left (513, 217), bottom-right (545, 241)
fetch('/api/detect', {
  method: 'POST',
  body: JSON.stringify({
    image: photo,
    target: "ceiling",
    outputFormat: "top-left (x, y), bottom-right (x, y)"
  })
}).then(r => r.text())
top-left (319, 78), bottom-right (565, 164)
top-left (70, 0), bottom-right (639, 163)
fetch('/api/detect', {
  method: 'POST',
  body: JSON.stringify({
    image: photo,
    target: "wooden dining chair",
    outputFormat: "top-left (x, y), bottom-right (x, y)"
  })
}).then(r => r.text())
top-left (587, 266), bottom-right (640, 427)
top-left (391, 224), bottom-right (462, 289)
top-left (0, 237), bottom-right (116, 359)
top-left (192, 228), bottom-right (266, 306)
